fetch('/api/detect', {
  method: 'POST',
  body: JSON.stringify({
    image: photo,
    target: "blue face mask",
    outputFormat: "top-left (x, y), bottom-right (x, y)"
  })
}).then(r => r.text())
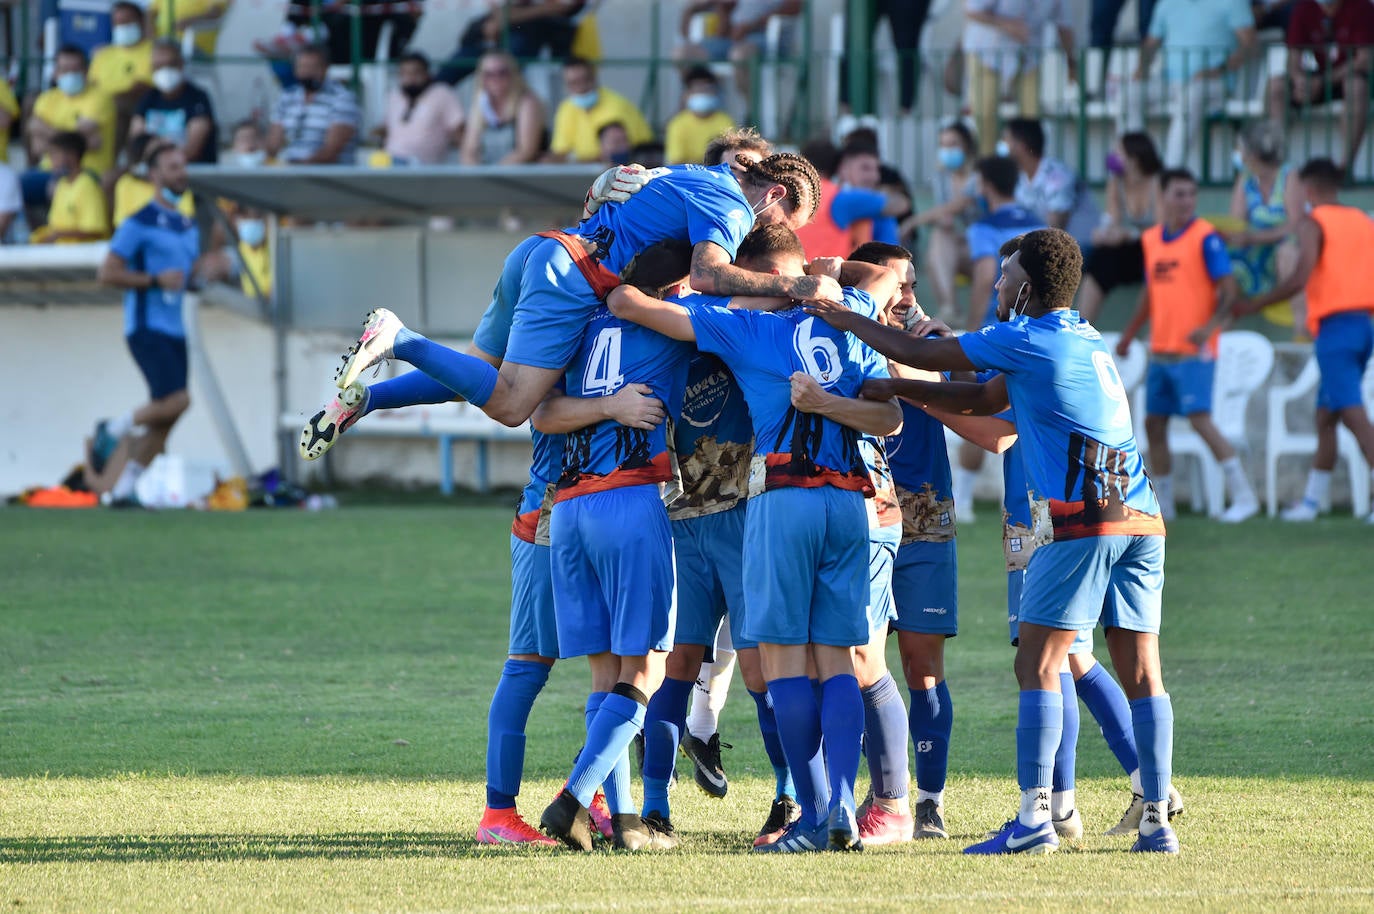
top-left (56, 72), bottom-right (85, 96)
top-left (995, 139), bottom-right (1011, 158)
top-left (238, 219), bottom-right (266, 247)
top-left (937, 147), bottom-right (965, 171)
top-left (569, 89), bottom-right (599, 110)
top-left (685, 92), bottom-right (719, 115)
top-left (1232, 149), bottom-right (1245, 172)
top-left (161, 187), bottom-right (184, 207)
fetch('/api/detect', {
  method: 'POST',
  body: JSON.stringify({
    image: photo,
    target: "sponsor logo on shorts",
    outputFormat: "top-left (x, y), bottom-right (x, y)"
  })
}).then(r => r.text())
top-left (922, 607), bottom-right (947, 615)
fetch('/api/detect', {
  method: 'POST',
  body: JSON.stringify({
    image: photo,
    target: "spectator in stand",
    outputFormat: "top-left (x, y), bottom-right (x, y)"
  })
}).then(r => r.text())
top-left (0, 161), bottom-right (20, 242)
top-left (833, 140), bottom-right (910, 245)
top-left (1078, 131), bottom-right (1163, 321)
top-left (1224, 120), bottom-right (1303, 328)
top-left (967, 155), bottom-right (1047, 331)
top-left (840, 123), bottom-right (915, 245)
top-left (1254, 0), bottom-right (1299, 31)
top-left (963, 0), bottom-right (1078, 155)
top-left (796, 137), bottom-right (864, 258)
top-left (114, 134), bottom-right (195, 227)
top-left (267, 45), bottom-right (361, 165)
top-left (1090, 0), bottom-right (1156, 93)
top-left (201, 206), bottom-right (274, 298)
top-left (30, 132), bottom-right (109, 244)
top-left (1267, 0), bottom-right (1374, 172)
top-left (438, 1), bottom-right (586, 87)
top-left (253, 8), bottom-right (329, 89)
top-left (904, 121), bottom-right (980, 324)
top-left (664, 65), bottom-right (735, 165)
top-left (1122, 0), bottom-right (1256, 169)
top-left (677, 0), bottom-right (802, 106)
top-left (1001, 117), bottom-right (1100, 253)
top-left (378, 52), bottom-right (465, 165)
top-left (228, 120), bottom-right (269, 168)
top-left (460, 51), bottom-right (546, 164)
top-left (596, 121), bottom-right (632, 165)
top-left (25, 45), bottom-right (118, 209)
top-left (90, 1), bottom-right (153, 153)
top-left (546, 57), bottom-right (652, 163)
top-left (839, 0), bottom-right (934, 116)
top-left (0, 79), bottom-right (19, 152)
top-left (148, 0), bottom-right (229, 57)
top-left (322, 0), bottom-right (420, 67)
top-left (131, 40), bottom-right (218, 164)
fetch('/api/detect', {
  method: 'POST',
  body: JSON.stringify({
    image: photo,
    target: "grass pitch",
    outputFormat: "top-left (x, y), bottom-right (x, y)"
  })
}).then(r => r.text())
top-left (1, 504), bottom-right (1372, 913)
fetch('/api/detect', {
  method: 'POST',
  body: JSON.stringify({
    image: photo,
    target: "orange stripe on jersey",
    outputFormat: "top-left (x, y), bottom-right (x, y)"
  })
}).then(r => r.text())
top-left (761, 452), bottom-right (876, 496)
top-left (1141, 218), bottom-right (1220, 357)
top-left (535, 230), bottom-right (622, 299)
top-left (1047, 499), bottom-right (1167, 540)
top-left (555, 451), bottom-right (673, 502)
top-left (511, 508), bottom-right (540, 543)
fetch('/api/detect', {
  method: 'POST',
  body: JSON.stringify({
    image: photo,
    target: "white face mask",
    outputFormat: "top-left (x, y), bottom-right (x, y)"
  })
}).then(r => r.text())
top-left (112, 23), bottom-right (142, 47)
top-left (152, 67), bottom-right (184, 93)
top-left (751, 190), bottom-right (781, 220)
top-left (235, 150), bottom-right (266, 168)
top-left (1009, 281), bottom-right (1030, 319)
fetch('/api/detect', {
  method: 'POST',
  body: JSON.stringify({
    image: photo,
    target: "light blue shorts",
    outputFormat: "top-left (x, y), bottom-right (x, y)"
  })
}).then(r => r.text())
top-left (866, 525), bottom-right (900, 634)
top-left (1018, 535), bottom-right (1166, 635)
top-left (503, 236), bottom-right (604, 371)
top-left (741, 486), bottom-right (869, 648)
top-left (1146, 358), bottom-right (1214, 417)
top-left (672, 505), bottom-right (755, 651)
top-left (472, 234), bottom-right (546, 360)
top-left (550, 485), bottom-right (676, 658)
top-left (1007, 570), bottom-right (1093, 653)
top-left (1315, 311), bottom-right (1374, 412)
top-left (508, 535), bottom-right (558, 658)
top-left (891, 539), bottom-right (958, 636)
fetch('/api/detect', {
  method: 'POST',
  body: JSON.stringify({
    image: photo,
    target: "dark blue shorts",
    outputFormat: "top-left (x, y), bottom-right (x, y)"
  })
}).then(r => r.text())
top-left (1315, 311), bottom-right (1374, 412)
top-left (126, 330), bottom-right (189, 400)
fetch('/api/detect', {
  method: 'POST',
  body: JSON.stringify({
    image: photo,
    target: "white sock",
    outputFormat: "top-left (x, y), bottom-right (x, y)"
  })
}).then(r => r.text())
top-left (1051, 789), bottom-right (1075, 819)
top-left (1154, 473), bottom-right (1174, 510)
top-left (1139, 799), bottom-right (1166, 835)
top-left (1221, 456), bottom-right (1255, 502)
top-left (686, 662), bottom-right (717, 741)
top-left (916, 788), bottom-right (945, 806)
top-left (110, 460), bottom-right (144, 500)
top-left (1019, 788), bottom-right (1051, 827)
top-left (106, 411), bottom-right (135, 439)
top-left (1129, 768), bottom-right (1143, 795)
top-left (953, 466), bottom-right (977, 510)
top-left (1302, 469), bottom-right (1332, 508)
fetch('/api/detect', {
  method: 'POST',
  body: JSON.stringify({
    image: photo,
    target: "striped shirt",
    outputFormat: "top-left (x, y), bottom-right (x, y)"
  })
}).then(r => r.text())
top-left (270, 80), bottom-right (360, 164)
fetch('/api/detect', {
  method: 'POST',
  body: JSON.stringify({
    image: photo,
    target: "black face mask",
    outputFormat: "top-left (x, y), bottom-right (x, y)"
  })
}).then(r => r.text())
top-left (401, 81), bottom-right (428, 101)
top-left (299, 76), bottom-right (323, 93)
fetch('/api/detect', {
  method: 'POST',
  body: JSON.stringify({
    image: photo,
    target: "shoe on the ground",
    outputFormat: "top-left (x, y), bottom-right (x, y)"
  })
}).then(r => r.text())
top-left (1219, 495), bottom-right (1260, 524)
top-left (588, 790), bottom-right (614, 840)
top-left (1281, 498), bottom-right (1320, 522)
top-left (1052, 808), bottom-right (1084, 841)
top-left (300, 382), bottom-right (366, 460)
top-left (539, 789), bottom-right (593, 851)
top-left (336, 307), bottom-right (404, 389)
top-left (964, 818), bottom-right (1059, 855)
top-left (90, 419), bottom-right (120, 474)
top-left (680, 732), bottom-right (730, 798)
top-left (914, 799), bottom-right (949, 839)
top-left (753, 795), bottom-right (802, 847)
top-left (639, 810), bottom-right (679, 850)
top-left (751, 817), bottom-right (828, 853)
top-left (1105, 785), bottom-right (1185, 836)
top-left (476, 806), bottom-right (558, 846)
top-left (826, 804), bottom-right (863, 852)
top-left (610, 812), bottom-right (675, 851)
top-left (856, 801), bottom-right (913, 846)
top-left (1130, 825), bottom-right (1180, 853)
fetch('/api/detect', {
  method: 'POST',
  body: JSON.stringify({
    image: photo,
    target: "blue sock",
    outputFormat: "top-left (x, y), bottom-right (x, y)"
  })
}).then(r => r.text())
top-left (568, 692), bottom-right (646, 811)
top-left (860, 673), bottom-right (910, 800)
top-left (1130, 694), bottom-right (1174, 804)
top-left (603, 744), bottom-right (633, 816)
top-left (484, 659), bottom-right (551, 809)
top-left (749, 689), bottom-right (795, 800)
top-left (642, 676), bottom-right (693, 818)
top-left (392, 328), bottom-right (498, 407)
top-left (909, 680), bottom-right (953, 795)
top-left (1016, 689), bottom-right (1063, 790)
top-left (363, 369), bottom-right (458, 415)
top-left (1053, 671), bottom-right (1079, 793)
top-left (767, 676), bottom-right (828, 828)
top-left (821, 674), bottom-right (864, 817)
top-left (1076, 661), bottom-right (1140, 777)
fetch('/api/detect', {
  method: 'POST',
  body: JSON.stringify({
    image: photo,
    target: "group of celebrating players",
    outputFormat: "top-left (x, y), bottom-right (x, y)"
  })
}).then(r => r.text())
top-left (297, 127), bottom-right (1182, 855)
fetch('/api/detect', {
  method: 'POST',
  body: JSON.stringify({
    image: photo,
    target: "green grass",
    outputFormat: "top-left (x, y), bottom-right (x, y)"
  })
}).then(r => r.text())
top-left (1, 505), bottom-right (1373, 913)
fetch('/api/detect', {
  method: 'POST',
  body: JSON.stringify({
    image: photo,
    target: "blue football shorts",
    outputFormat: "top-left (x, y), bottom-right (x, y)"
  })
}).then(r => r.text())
top-left (126, 329), bottom-right (188, 401)
top-left (1315, 310), bottom-right (1374, 412)
top-left (508, 535), bottom-right (558, 659)
top-left (472, 234), bottom-right (546, 361)
top-left (500, 236), bottom-right (604, 372)
top-left (891, 539), bottom-right (959, 636)
top-left (866, 524), bottom-right (900, 635)
top-left (1018, 535), bottom-right (1166, 635)
top-left (672, 504), bottom-right (754, 651)
top-left (1146, 358), bottom-right (1214, 417)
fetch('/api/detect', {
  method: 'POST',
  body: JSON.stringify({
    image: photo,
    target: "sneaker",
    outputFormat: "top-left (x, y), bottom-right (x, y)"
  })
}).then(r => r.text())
top-left (610, 813), bottom-right (676, 851)
top-left (1281, 498), bottom-right (1320, 522)
top-left (826, 804), bottom-right (864, 852)
top-left (1219, 495), bottom-right (1260, 524)
top-left (1130, 825), bottom-right (1180, 853)
top-left (753, 795), bottom-right (802, 847)
top-left (856, 802), bottom-right (913, 846)
top-left (300, 382), bottom-right (367, 461)
top-left (539, 789), bottom-right (593, 851)
top-left (680, 732), bottom-right (730, 798)
top-left (963, 818), bottom-right (1059, 855)
top-left (640, 811), bottom-right (680, 850)
top-left (1052, 808), bottom-right (1084, 841)
top-left (914, 799), bottom-right (949, 839)
top-left (336, 308), bottom-right (404, 390)
top-left (588, 790), bottom-right (614, 840)
top-left (752, 817), bottom-right (828, 854)
top-left (476, 806), bottom-right (558, 846)
top-left (90, 420), bottom-right (120, 474)
top-left (1105, 786), bottom-right (1185, 836)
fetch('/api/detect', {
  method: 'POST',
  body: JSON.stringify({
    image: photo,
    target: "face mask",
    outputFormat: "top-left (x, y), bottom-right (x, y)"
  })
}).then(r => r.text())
top-left (238, 219), bottom-right (266, 247)
top-left (1232, 149), bottom-right (1245, 172)
top-left (401, 81), bottom-right (428, 100)
top-left (161, 187), bottom-right (184, 207)
top-left (569, 89), bottom-right (599, 110)
top-left (112, 23), bottom-right (142, 47)
top-left (995, 140), bottom-right (1011, 158)
top-left (1008, 281), bottom-right (1031, 320)
top-left (937, 147), bottom-right (965, 171)
top-left (1105, 151), bottom-right (1125, 176)
top-left (685, 92), bottom-right (718, 115)
top-left (152, 67), bottom-right (183, 93)
top-left (130, 162), bottom-right (148, 178)
top-left (299, 76), bottom-right (323, 93)
top-left (751, 191), bottom-right (781, 220)
top-left (56, 72), bottom-right (85, 96)
top-left (235, 150), bottom-right (266, 168)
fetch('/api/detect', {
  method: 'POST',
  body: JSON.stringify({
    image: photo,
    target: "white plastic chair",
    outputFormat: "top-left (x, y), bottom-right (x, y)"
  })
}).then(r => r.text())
top-left (1265, 352), bottom-right (1373, 516)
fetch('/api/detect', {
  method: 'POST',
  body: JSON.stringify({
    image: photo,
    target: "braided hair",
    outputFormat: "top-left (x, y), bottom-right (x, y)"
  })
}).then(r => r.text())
top-left (740, 152), bottom-right (822, 225)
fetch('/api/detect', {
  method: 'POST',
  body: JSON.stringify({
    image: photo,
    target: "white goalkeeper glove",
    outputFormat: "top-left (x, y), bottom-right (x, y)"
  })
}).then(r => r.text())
top-left (581, 164), bottom-right (653, 220)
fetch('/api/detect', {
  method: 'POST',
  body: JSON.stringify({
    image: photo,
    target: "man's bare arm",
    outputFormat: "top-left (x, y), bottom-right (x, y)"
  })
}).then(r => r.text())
top-left (691, 240), bottom-right (843, 303)
top-left (789, 372), bottom-right (902, 436)
top-left (531, 383), bottom-right (667, 435)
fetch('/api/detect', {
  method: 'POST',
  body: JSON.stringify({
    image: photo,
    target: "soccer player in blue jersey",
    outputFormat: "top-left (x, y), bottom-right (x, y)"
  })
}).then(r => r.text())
top-left (807, 227), bottom-right (1178, 855)
top-left (607, 224), bottom-right (902, 853)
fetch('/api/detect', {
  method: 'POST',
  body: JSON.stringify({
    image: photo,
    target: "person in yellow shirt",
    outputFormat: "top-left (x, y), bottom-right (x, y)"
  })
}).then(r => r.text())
top-left (234, 209), bottom-right (272, 299)
top-left (91, 2), bottom-right (155, 152)
top-left (113, 135), bottom-right (195, 227)
top-left (25, 45), bottom-right (119, 201)
top-left (547, 57), bottom-right (653, 163)
top-left (0, 79), bottom-right (19, 152)
top-left (663, 66), bottom-right (735, 165)
top-left (31, 132), bottom-right (110, 244)
top-left (149, 0), bottom-right (228, 56)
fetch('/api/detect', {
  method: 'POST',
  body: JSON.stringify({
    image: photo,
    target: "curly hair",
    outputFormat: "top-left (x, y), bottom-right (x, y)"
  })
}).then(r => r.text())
top-left (703, 126), bottom-right (771, 166)
top-left (1015, 228), bottom-right (1083, 310)
top-left (740, 152), bottom-right (822, 224)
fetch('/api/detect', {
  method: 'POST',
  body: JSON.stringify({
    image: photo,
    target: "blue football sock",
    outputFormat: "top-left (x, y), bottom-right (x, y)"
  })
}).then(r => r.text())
top-left (749, 689), bottom-right (795, 800)
top-left (363, 370), bottom-right (458, 415)
top-left (1016, 689), bottom-right (1063, 790)
top-left (603, 745), bottom-right (633, 816)
top-left (1130, 694), bottom-right (1174, 804)
top-left (484, 659), bottom-right (551, 810)
top-left (909, 680), bottom-right (953, 796)
top-left (821, 674), bottom-right (864, 817)
top-left (641, 676), bottom-right (693, 818)
top-left (568, 692), bottom-right (646, 811)
top-left (1053, 671), bottom-right (1079, 793)
top-left (861, 673), bottom-right (910, 800)
top-left (768, 676), bottom-right (828, 828)
top-left (1076, 661), bottom-right (1140, 777)
top-left (392, 328), bottom-right (498, 407)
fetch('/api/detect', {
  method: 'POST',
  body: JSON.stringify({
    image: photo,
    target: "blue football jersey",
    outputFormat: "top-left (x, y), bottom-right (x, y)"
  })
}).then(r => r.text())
top-left (670, 345), bottom-right (755, 520)
top-left (884, 400), bottom-right (956, 543)
top-left (966, 204), bottom-right (1047, 328)
top-left (109, 202), bottom-right (199, 338)
top-left (513, 429), bottom-right (564, 544)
